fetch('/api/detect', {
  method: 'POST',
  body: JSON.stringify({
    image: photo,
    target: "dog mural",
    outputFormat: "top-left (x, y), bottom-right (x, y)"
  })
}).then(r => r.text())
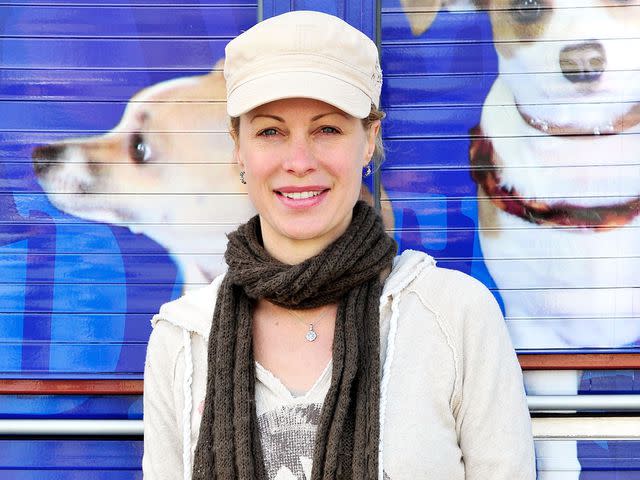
top-left (402, 0), bottom-right (640, 477)
top-left (468, 0), bottom-right (640, 353)
top-left (401, 0), bottom-right (640, 347)
top-left (32, 61), bottom-right (253, 288)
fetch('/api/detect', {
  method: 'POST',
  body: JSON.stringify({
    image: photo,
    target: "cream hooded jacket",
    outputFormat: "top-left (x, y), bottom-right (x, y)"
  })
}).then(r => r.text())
top-left (143, 250), bottom-right (536, 480)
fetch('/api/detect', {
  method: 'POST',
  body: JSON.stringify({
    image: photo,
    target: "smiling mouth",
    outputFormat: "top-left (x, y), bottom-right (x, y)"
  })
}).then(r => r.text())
top-left (276, 190), bottom-right (328, 199)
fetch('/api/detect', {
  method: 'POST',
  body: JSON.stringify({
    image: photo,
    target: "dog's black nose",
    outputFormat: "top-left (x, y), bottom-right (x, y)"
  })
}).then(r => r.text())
top-left (559, 42), bottom-right (606, 83)
top-left (32, 144), bottom-right (65, 175)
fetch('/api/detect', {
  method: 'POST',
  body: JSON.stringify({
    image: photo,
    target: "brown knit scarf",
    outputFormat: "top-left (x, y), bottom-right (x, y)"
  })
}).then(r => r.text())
top-left (192, 200), bottom-right (397, 480)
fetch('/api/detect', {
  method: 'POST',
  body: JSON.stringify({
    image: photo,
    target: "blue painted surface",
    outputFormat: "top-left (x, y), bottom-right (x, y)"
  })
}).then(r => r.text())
top-left (3, 5), bottom-right (255, 38)
top-left (579, 442), bottom-right (640, 478)
top-left (0, 440), bottom-right (143, 469)
top-left (0, 439), bottom-right (639, 478)
top-left (10, 0), bottom-right (253, 3)
top-left (0, 395), bottom-right (142, 419)
top-left (1, 0), bottom-right (639, 476)
top-left (0, 1), bottom-right (255, 383)
top-left (1, 39), bottom-right (229, 69)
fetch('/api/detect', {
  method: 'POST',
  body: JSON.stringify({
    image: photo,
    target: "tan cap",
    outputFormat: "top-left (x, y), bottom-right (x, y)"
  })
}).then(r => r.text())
top-left (223, 10), bottom-right (382, 119)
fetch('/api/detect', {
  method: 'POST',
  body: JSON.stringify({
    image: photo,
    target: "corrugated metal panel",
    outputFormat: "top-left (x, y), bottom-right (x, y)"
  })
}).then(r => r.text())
top-left (0, 2), bottom-right (258, 382)
top-left (1, 0), bottom-right (640, 475)
top-left (381, 0), bottom-right (640, 474)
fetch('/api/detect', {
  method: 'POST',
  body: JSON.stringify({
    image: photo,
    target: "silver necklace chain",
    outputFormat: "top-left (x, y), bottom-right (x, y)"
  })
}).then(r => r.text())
top-left (286, 306), bottom-right (333, 342)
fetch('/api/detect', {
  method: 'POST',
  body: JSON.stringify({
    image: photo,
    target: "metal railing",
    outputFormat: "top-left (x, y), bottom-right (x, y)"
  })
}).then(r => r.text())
top-left (0, 419), bottom-right (143, 436)
top-left (528, 394), bottom-right (640, 412)
top-left (2, 396), bottom-right (640, 437)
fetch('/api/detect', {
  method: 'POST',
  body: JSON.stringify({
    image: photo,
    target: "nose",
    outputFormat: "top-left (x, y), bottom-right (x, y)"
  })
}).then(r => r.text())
top-left (559, 41), bottom-right (606, 83)
top-left (32, 144), bottom-right (65, 175)
top-left (283, 136), bottom-right (317, 176)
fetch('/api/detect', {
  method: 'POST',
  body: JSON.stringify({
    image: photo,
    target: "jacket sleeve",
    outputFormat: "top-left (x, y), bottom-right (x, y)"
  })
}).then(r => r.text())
top-left (455, 282), bottom-right (536, 479)
top-left (143, 320), bottom-right (185, 479)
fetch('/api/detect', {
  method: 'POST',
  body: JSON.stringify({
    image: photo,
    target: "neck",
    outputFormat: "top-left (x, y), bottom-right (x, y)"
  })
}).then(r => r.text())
top-left (264, 238), bottom-right (327, 264)
top-left (260, 299), bottom-right (337, 321)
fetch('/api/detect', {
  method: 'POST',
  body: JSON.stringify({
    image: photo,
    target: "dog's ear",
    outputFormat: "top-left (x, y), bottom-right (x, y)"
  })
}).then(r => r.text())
top-left (189, 58), bottom-right (227, 102)
top-left (400, 0), bottom-right (442, 36)
top-left (205, 58), bottom-right (225, 85)
top-left (400, 0), bottom-right (478, 37)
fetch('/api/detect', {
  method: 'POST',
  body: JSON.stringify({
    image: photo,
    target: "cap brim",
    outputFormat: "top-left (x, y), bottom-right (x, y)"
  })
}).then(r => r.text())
top-left (226, 71), bottom-right (372, 118)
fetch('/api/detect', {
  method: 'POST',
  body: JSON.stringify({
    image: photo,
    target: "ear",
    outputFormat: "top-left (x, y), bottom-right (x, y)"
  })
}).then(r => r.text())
top-left (233, 140), bottom-right (243, 170)
top-left (400, 0), bottom-right (478, 37)
top-left (364, 120), bottom-right (380, 166)
top-left (229, 116), bottom-right (242, 168)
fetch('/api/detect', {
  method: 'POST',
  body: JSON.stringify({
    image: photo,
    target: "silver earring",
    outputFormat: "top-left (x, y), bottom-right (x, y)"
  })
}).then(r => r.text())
top-left (239, 170), bottom-right (246, 184)
top-left (363, 164), bottom-right (372, 178)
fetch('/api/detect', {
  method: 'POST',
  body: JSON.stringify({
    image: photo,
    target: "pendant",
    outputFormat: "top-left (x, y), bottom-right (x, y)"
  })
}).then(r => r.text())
top-left (305, 324), bottom-right (317, 342)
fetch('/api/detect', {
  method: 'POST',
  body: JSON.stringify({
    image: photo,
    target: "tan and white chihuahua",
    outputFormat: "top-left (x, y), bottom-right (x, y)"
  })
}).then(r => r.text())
top-left (32, 61), bottom-right (253, 288)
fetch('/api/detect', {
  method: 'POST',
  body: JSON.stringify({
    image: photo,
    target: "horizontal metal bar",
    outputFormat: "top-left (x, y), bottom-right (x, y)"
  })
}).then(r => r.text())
top-left (528, 395), bottom-right (640, 412)
top-left (532, 417), bottom-right (640, 440)
top-left (518, 353), bottom-right (640, 370)
top-left (0, 419), bottom-right (143, 436)
top-left (0, 396), bottom-right (639, 436)
top-left (0, 379), bottom-right (144, 395)
top-left (0, 415), bottom-right (639, 441)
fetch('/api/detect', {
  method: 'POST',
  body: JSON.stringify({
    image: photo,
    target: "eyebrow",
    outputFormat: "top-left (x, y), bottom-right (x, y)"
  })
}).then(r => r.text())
top-left (249, 111), bottom-right (348, 123)
top-left (250, 114), bottom-right (283, 123)
top-left (311, 111), bottom-right (349, 121)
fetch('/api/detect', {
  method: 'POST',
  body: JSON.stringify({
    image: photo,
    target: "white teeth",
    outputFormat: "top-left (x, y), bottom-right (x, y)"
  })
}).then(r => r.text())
top-left (281, 191), bottom-right (322, 200)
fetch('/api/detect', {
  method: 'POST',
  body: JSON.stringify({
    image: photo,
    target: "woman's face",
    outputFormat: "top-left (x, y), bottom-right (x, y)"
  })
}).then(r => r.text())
top-left (235, 97), bottom-right (378, 262)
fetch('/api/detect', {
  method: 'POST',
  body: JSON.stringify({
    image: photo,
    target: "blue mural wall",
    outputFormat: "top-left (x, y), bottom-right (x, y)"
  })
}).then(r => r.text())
top-left (2, 0), bottom-right (640, 477)
top-left (0, 1), bottom-right (255, 379)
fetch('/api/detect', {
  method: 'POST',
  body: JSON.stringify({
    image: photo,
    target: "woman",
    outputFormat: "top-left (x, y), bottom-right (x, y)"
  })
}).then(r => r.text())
top-left (143, 10), bottom-right (536, 480)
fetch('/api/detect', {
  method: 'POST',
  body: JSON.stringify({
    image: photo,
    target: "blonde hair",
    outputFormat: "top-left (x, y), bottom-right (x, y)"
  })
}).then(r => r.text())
top-left (229, 104), bottom-right (386, 165)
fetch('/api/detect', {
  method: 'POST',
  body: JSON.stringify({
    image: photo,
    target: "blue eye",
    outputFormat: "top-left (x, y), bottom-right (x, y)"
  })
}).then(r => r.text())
top-left (320, 126), bottom-right (339, 134)
top-left (259, 128), bottom-right (278, 137)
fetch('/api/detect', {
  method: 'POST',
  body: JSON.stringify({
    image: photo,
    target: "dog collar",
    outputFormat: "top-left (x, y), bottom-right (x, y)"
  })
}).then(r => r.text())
top-left (516, 102), bottom-right (640, 137)
top-left (469, 126), bottom-right (640, 229)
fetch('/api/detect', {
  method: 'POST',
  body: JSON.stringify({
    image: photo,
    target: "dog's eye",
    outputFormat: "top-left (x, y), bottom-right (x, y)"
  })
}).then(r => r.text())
top-left (510, 0), bottom-right (544, 23)
top-left (130, 133), bottom-right (152, 163)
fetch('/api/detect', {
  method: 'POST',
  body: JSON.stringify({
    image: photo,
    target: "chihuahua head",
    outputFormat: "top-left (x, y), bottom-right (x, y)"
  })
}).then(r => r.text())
top-left (487, 0), bottom-right (640, 130)
top-left (32, 61), bottom-right (238, 226)
top-left (402, 0), bottom-right (640, 131)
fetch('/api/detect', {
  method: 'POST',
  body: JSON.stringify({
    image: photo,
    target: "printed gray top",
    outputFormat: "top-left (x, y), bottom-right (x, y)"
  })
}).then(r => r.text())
top-left (255, 361), bottom-right (331, 480)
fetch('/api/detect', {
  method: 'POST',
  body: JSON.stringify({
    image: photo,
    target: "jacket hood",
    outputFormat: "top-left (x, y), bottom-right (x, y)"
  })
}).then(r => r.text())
top-left (151, 274), bottom-right (224, 341)
top-left (151, 249), bottom-right (435, 339)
